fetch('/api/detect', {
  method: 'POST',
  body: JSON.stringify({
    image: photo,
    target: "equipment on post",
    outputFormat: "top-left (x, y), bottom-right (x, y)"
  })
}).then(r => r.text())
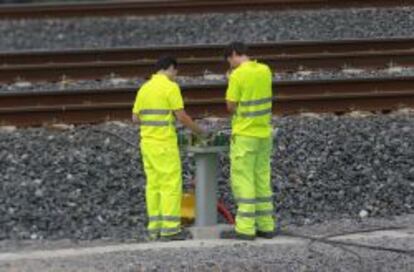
top-left (178, 128), bottom-right (233, 229)
top-left (178, 129), bottom-right (231, 148)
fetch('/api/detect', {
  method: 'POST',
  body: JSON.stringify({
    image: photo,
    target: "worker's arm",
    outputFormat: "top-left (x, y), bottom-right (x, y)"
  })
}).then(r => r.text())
top-left (168, 84), bottom-right (206, 135)
top-left (131, 113), bottom-right (140, 123)
top-left (174, 109), bottom-right (205, 135)
top-left (132, 90), bottom-right (140, 123)
top-left (225, 72), bottom-right (240, 115)
top-left (226, 100), bottom-right (238, 115)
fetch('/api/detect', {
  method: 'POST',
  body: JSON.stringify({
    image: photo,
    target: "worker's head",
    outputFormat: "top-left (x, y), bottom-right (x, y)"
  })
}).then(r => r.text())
top-left (224, 42), bottom-right (248, 69)
top-left (156, 56), bottom-right (178, 80)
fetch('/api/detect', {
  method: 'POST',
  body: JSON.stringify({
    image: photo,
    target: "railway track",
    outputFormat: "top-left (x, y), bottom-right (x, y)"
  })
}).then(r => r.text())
top-left (4, 38), bottom-right (414, 65)
top-left (1, 77), bottom-right (414, 126)
top-left (0, 0), bottom-right (408, 19)
top-left (1, 38), bottom-right (414, 83)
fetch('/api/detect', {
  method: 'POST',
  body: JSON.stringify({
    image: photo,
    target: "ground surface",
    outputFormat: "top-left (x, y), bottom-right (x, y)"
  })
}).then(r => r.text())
top-left (0, 219), bottom-right (414, 272)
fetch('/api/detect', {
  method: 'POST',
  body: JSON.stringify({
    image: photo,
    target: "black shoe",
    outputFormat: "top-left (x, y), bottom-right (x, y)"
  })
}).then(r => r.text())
top-left (256, 230), bottom-right (276, 239)
top-left (221, 230), bottom-right (255, 241)
top-left (160, 231), bottom-right (191, 242)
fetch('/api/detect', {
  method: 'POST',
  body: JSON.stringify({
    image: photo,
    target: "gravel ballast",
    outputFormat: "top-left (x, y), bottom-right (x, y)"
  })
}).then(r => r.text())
top-left (0, 7), bottom-right (414, 51)
top-left (1, 112), bottom-right (413, 241)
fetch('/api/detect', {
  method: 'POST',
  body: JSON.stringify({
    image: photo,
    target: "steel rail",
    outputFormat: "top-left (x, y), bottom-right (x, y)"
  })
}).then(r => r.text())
top-left (2, 38), bottom-right (414, 65)
top-left (0, 0), bottom-right (409, 19)
top-left (1, 76), bottom-right (413, 126)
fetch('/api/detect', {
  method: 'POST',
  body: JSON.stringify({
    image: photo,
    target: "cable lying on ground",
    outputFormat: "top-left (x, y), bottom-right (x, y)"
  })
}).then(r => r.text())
top-left (281, 228), bottom-right (414, 257)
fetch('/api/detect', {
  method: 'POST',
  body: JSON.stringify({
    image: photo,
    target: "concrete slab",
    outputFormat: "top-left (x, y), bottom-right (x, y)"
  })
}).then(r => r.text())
top-left (189, 224), bottom-right (233, 239)
top-left (0, 237), bottom-right (305, 263)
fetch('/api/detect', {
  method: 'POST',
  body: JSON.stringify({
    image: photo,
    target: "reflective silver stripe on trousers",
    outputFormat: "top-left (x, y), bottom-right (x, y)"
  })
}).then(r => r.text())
top-left (148, 229), bottom-right (159, 234)
top-left (162, 216), bottom-right (181, 222)
top-left (240, 97), bottom-right (273, 107)
top-left (238, 210), bottom-right (274, 217)
top-left (256, 210), bottom-right (274, 217)
top-left (140, 121), bottom-right (170, 127)
top-left (256, 196), bottom-right (273, 203)
top-left (237, 196), bottom-right (273, 204)
top-left (149, 216), bottom-right (180, 222)
top-left (160, 227), bottom-right (181, 234)
top-left (240, 108), bottom-right (272, 117)
top-left (140, 109), bottom-right (170, 115)
top-left (149, 216), bottom-right (161, 221)
top-left (237, 198), bottom-right (256, 204)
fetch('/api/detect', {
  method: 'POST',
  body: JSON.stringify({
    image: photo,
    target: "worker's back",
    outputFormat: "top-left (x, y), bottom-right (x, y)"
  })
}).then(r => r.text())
top-left (133, 74), bottom-right (183, 143)
top-left (227, 61), bottom-right (273, 138)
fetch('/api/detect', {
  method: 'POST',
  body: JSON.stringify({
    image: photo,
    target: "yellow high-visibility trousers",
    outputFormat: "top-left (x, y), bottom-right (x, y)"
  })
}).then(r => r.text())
top-left (140, 140), bottom-right (182, 238)
top-left (230, 135), bottom-right (275, 236)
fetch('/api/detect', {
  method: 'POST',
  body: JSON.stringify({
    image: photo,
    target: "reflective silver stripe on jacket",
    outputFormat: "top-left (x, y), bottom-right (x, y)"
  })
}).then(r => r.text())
top-left (240, 97), bottom-right (272, 107)
top-left (238, 96), bottom-right (272, 117)
top-left (240, 108), bottom-right (272, 117)
top-left (140, 121), bottom-right (170, 127)
top-left (140, 109), bottom-right (171, 115)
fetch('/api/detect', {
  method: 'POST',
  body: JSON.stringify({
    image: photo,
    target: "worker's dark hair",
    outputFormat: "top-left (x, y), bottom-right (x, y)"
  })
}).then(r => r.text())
top-left (155, 56), bottom-right (178, 71)
top-left (224, 42), bottom-right (248, 59)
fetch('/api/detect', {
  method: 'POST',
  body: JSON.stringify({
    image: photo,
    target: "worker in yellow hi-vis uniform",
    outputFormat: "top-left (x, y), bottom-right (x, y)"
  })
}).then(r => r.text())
top-left (221, 42), bottom-right (275, 240)
top-left (132, 57), bottom-right (205, 241)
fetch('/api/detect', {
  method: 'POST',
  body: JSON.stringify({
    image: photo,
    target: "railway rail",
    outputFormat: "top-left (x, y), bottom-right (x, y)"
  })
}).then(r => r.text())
top-left (1, 76), bottom-right (413, 126)
top-left (1, 38), bottom-right (414, 83)
top-left (3, 38), bottom-right (414, 65)
top-left (0, 0), bottom-right (409, 19)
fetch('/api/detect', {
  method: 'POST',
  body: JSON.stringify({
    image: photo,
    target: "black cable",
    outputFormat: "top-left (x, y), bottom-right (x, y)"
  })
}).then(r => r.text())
top-left (281, 230), bottom-right (414, 257)
top-left (318, 226), bottom-right (408, 240)
top-left (306, 225), bottom-right (409, 254)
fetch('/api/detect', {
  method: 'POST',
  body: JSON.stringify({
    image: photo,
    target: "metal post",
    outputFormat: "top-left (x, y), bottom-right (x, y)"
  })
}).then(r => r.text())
top-left (194, 152), bottom-right (218, 226)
